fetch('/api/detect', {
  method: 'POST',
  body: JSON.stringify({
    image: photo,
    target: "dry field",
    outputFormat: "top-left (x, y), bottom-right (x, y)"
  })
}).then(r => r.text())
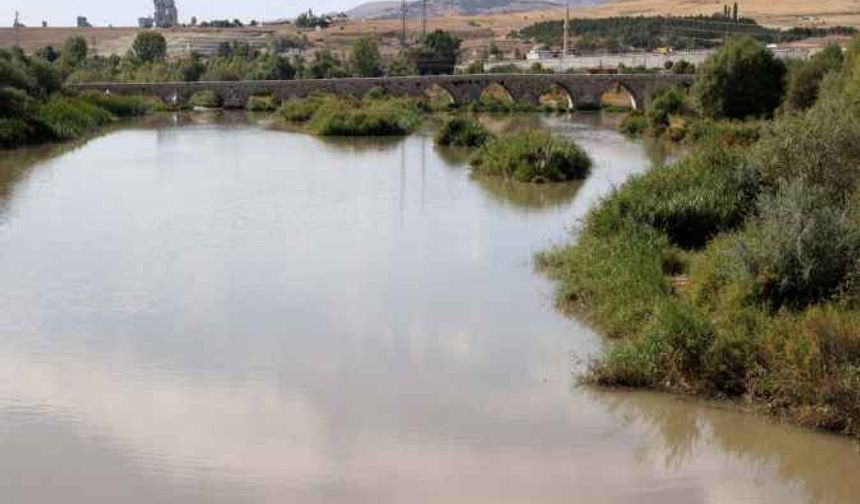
top-left (1, 0), bottom-right (858, 57)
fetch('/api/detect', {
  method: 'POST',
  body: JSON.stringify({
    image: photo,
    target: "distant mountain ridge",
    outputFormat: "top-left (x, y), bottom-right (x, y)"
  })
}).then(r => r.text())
top-left (346, 0), bottom-right (599, 20)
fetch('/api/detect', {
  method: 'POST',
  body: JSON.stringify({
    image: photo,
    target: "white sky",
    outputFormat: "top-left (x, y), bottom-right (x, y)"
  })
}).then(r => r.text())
top-left (6, 1), bottom-right (358, 27)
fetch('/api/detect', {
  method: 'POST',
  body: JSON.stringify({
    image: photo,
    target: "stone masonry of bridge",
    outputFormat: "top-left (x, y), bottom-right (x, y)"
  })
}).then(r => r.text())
top-left (68, 74), bottom-right (695, 110)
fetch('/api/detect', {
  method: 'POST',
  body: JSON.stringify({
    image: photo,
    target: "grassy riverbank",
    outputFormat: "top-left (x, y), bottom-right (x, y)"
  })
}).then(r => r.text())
top-left (1, 48), bottom-right (152, 149)
top-left (539, 37), bottom-right (860, 437)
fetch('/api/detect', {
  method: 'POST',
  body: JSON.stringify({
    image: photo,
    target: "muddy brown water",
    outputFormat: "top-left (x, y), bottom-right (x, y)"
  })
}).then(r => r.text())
top-left (0, 113), bottom-right (857, 503)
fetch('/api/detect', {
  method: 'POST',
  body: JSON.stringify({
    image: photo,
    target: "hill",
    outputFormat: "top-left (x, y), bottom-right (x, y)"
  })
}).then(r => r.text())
top-left (346, 0), bottom-right (593, 20)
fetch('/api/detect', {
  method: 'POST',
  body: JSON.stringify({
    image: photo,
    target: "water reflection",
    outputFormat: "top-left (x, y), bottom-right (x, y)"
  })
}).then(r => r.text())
top-left (0, 113), bottom-right (857, 504)
top-left (473, 175), bottom-right (583, 211)
top-left (592, 390), bottom-right (860, 504)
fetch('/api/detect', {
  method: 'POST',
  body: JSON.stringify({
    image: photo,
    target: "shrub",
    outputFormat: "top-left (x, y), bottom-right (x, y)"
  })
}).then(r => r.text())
top-left (590, 333), bottom-right (668, 387)
top-left (245, 95), bottom-right (279, 112)
top-left (35, 96), bottom-right (113, 140)
top-left (79, 91), bottom-right (150, 117)
top-left (685, 118), bottom-right (762, 146)
top-left (731, 179), bottom-right (860, 310)
top-left (692, 36), bottom-right (786, 119)
top-left (364, 87), bottom-right (388, 100)
top-left (645, 86), bottom-right (687, 131)
top-left (0, 117), bottom-right (40, 148)
top-left (349, 37), bottom-right (384, 78)
top-left (132, 31), bottom-right (167, 63)
top-left (189, 90), bottom-right (223, 108)
top-left (751, 98), bottom-right (860, 195)
top-left (618, 111), bottom-right (648, 137)
top-left (588, 141), bottom-right (756, 248)
top-left (785, 45), bottom-right (844, 111)
top-left (470, 130), bottom-right (591, 183)
top-left (280, 95), bottom-right (327, 122)
top-left (434, 117), bottom-right (492, 147)
top-left (307, 97), bottom-right (422, 136)
top-left (536, 222), bottom-right (671, 337)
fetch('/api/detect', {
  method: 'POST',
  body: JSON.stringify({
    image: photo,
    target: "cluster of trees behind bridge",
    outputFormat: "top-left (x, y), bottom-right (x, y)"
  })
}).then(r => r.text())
top-left (45, 29), bottom-right (462, 84)
top-left (516, 15), bottom-right (856, 52)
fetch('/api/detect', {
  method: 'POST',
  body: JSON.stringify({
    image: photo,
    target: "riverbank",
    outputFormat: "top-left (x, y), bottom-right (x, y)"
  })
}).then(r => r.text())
top-left (537, 40), bottom-right (860, 438)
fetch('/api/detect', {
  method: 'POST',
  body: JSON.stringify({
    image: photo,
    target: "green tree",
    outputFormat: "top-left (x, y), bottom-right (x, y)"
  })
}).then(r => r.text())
top-left (415, 30), bottom-right (462, 75)
top-left (645, 87), bottom-right (686, 131)
top-left (61, 36), bottom-right (88, 67)
top-left (386, 51), bottom-right (417, 76)
top-left (132, 31), bottom-right (167, 63)
top-left (692, 37), bottom-right (786, 120)
top-left (301, 50), bottom-right (347, 79)
top-left (785, 44), bottom-right (844, 111)
top-left (349, 37), bottom-right (383, 78)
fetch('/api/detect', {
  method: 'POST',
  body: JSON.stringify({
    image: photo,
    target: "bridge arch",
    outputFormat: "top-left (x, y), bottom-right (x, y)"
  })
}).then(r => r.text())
top-left (424, 82), bottom-right (458, 107)
top-left (539, 83), bottom-right (575, 111)
top-left (601, 81), bottom-right (640, 110)
top-left (479, 82), bottom-right (515, 107)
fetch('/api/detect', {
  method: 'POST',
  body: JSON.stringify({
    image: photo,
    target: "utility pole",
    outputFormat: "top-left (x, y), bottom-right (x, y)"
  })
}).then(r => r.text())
top-left (562, 1), bottom-right (570, 57)
top-left (13, 11), bottom-right (21, 47)
top-left (400, 0), bottom-right (407, 47)
top-left (422, 0), bottom-right (428, 38)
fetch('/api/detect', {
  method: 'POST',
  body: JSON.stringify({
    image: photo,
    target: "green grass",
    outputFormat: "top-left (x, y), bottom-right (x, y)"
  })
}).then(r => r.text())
top-left (434, 117), bottom-right (492, 147)
top-left (78, 91), bottom-right (150, 117)
top-left (245, 95), bottom-right (279, 112)
top-left (539, 80), bottom-right (860, 436)
top-left (35, 96), bottom-right (115, 140)
top-left (279, 94), bottom-right (422, 136)
top-left (588, 140), bottom-right (757, 248)
top-left (306, 97), bottom-right (422, 137)
top-left (189, 90), bottom-right (222, 109)
top-left (618, 112), bottom-right (648, 137)
top-left (280, 95), bottom-right (326, 122)
top-left (470, 130), bottom-right (592, 183)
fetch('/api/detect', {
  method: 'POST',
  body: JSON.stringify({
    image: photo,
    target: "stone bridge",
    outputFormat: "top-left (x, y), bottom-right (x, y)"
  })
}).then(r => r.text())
top-left (68, 73), bottom-right (695, 110)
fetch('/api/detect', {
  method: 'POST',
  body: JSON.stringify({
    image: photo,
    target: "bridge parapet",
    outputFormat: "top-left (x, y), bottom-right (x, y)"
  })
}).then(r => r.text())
top-left (67, 74), bottom-right (695, 111)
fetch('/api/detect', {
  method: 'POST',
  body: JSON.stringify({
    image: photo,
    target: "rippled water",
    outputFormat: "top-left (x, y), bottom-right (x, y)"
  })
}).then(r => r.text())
top-left (0, 113), bottom-right (857, 503)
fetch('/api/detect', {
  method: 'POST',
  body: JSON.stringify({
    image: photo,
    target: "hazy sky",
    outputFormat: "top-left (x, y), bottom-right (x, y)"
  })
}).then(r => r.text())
top-left (7, 1), bottom-right (358, 27)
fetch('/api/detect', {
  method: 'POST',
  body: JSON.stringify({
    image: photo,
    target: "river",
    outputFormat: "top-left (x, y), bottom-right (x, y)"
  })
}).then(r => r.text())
top-left (0, 113), bottom-right (857, 503)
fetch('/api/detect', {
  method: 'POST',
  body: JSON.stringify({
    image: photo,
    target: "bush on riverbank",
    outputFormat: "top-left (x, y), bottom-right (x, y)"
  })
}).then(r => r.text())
top-left (470, 130), bottom-right (591, 183)
top-left (435, 117), bottom-right (492, 147)
top-left (280, 94), bottom-right (328, 122)
top-left (618, 111), bottom-right (648, 137)
top-left (540, 35), bottom-right (860, 437)
top-left (245, 95), bottom-right (279, 112)
top-left (189, 90), bottom-right (223, 109)
top-left (35, 96), bottom-right (114, 139)
top-left (280, 94), bottom-right (422, 136)
top-left (79, 91), bottom-right (150, 117)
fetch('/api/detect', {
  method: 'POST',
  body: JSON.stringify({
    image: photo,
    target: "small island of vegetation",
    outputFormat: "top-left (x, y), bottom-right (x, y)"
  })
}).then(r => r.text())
top-left (470, 130), bottom-right (592, 183)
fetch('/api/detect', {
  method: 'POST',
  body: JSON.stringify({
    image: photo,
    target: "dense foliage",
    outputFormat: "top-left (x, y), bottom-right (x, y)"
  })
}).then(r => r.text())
top-left (0, 48), bottom-right (142, 148)
top-left (692, 37), bottom-right (786, 119)
top-left (539, 34), bottom-right (860, 437)
top-left (132, 31), bottom-right (167, 63)
top-left (470, 130), bottom-right (592, 183)
top-left (434, 117), bottom-right (492, 147)
top-left (784, 44), bottom-right (844, 111)
top-left (280, 94), bottom-right (422, 136)
top-left (348, 38), bottom-right (384, 78)
top-left (518, 15), bottom-right (855, 51)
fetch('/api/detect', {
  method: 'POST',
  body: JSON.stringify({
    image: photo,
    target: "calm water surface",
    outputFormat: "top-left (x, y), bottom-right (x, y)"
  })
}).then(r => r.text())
top-left (0, 113), bottom-right (858, 503)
